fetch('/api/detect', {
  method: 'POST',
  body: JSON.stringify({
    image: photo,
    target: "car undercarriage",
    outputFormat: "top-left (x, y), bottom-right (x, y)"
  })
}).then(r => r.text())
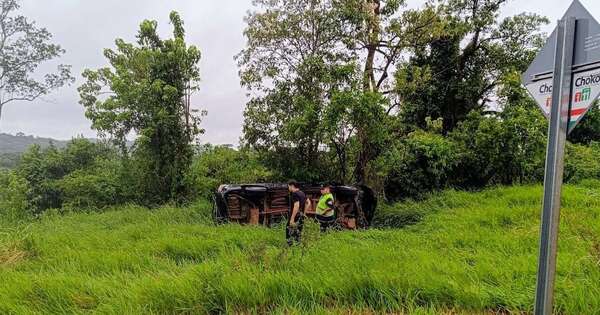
top-left (213, 183), bottom-right (377, 229)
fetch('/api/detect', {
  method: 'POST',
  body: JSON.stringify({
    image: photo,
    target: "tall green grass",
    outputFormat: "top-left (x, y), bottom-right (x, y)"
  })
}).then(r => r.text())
top-left (2, 182), bottom-right (600, 314)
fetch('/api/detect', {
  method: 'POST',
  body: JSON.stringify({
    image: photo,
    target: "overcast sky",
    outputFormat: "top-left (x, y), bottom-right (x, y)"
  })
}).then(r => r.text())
top-left (1, 0), bottom-right (599, 144)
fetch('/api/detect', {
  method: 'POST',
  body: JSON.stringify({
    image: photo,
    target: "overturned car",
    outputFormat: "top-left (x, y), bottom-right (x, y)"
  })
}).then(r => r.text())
top-left (213, 183), bottom-right (377, 229)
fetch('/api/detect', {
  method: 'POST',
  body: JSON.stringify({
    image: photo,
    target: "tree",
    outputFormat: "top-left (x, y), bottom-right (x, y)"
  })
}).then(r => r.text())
top-left (238, 0), bottom-right (356, 182)
top-left (239, 0), bottom-right (550, 187)
top-left (238, 0), bottom-right (438, 184)
top-left (568, 103), bottom-right (600, 145)
top-left (396, 0), bottom-right (548, 133)
top-left (0, 0), bottom-right (73, 127)
top-left (78, 12), bottom-right (204, 205)
top-left (329, 0), bottom-right (444, 183)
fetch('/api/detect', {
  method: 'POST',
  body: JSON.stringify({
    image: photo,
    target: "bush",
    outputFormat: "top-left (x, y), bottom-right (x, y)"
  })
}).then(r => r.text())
top-left (568, 104), bottom-right (600, 144)
top-left (450, 108), bottom-right (546, 187)
top-left (57, 158), bottom-right (125, 210)
top-left (380, 108), bottom-right (547, 201)
top-left (16, 145), bottom-right (63, 213)
top-left (380, 129), bottom-right (459, 201)
top-left (16, 139), bottom-right (125, 214)
top-left (187, 145), bottom-right (273, 199)
top-left (0, 170), bottom-right (29, 220)
top-left (564, 142), bottom-right (600, 183)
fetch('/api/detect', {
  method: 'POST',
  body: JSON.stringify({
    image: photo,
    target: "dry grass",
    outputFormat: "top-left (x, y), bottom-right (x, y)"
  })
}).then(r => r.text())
top-left (0, 241), bottom-right (28, 267)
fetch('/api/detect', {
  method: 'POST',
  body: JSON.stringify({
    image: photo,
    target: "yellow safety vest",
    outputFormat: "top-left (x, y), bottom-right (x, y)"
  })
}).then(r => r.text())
top-left (316, 193), bottom-right (334, 217)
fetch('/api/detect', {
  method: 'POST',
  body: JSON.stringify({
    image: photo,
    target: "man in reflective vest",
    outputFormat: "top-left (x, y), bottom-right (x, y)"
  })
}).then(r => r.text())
top-left (316, 183), bottom-right (335, 233)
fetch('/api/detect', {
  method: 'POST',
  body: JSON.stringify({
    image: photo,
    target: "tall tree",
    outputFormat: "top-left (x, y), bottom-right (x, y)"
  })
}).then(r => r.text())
top-left (334, 0), bottom-right (442, 183)
top-left (78, 12), bottom-right (203, 204)
top-left (238, 0), bottom-right (437, 184)
top-left (0, 0), bottom-right (73, 127)
top-left (395, 0), bottom-right (548, 132)
top-left (238, 0), bottom-right (354, 182)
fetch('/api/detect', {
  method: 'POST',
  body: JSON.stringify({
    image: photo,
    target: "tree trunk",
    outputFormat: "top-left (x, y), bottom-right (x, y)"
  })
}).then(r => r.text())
top-left (362, 0), bottom-right (380, 92)
top-left (331, 137), bottom-right (348, 184)
top-left (353, 130), bottom-right (369, 185)
top-left (0, 104), bottom-right (3, 130)
top-left (364, 49), bottom-right (376, 92)
top-left (355, 0), bottom-right (381, 185)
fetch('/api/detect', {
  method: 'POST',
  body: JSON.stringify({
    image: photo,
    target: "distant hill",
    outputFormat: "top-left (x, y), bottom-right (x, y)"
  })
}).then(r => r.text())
top-left (0, 133), bottom-right (71, 154)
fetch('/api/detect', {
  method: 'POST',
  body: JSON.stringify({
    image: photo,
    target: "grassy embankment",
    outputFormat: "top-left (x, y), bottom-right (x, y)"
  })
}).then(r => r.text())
top-left (2, 181), bottom-right (600, 314)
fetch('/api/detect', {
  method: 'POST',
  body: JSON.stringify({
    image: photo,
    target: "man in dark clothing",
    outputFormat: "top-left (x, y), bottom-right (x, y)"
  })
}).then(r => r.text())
top-left (286, 180), bottom-right (307, 246)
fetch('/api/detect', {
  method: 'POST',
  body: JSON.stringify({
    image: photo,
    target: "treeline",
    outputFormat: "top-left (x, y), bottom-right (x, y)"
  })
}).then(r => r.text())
top-left (236, 0), bottom-right (600, 200)
top-left (0, 140), bottom-right (271, 220)
top-left (3, 1), bottom-right (600, 221)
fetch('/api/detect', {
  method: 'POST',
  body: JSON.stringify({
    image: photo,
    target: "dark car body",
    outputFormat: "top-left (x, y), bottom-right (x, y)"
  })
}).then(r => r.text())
top-left (213, 183), bottom-right (377, 229)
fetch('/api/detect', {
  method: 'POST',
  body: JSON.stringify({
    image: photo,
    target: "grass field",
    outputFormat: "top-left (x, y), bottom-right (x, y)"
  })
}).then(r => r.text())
top-left (2, 182), bottom-right (600, 314)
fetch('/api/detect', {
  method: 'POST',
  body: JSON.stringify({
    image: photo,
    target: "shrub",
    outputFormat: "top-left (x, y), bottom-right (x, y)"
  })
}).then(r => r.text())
top-left (564, 142), bottom-right (600, 183)
top-left (187, 145), bottom-right (273, 199)
top-left (0, 170), bottom-right (29, 220)
top-left (568, 104), bottom-right (600, 144)
top-left (16, 145), bottom-right (63, 214)
top-left (380, 129), bottom-right (459, 201)
top-left (16, 139), bottom-right (125, 214)
top-left (450, 108), bottom-right (546, 187)
top-left (380, 108), bottom-right (547, 201)
top-left (57, 158), bottom-right (125, 210)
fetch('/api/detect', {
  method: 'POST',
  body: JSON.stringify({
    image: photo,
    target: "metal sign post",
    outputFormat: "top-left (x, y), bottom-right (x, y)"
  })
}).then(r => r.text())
top-left (522, 1), bottom-right (600, 314)
top-left (534, 17), bottom-right (574, 315)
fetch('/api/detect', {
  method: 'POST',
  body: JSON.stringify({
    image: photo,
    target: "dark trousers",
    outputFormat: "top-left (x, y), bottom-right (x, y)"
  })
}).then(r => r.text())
top-left (286, 213), bottom-right (304, 245)
top-left (316, 214), bottom-right (335, 233)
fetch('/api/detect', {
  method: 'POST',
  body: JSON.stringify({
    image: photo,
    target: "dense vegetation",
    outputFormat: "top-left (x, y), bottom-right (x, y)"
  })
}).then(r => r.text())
top-left (78, 11), bottom-right (204, 205)
top-left (2, 183), bottom-right (600, 314)
top-left (1, 1), bottom-right (600, 313)
top-left (1, 0), bottom-right (600, 222)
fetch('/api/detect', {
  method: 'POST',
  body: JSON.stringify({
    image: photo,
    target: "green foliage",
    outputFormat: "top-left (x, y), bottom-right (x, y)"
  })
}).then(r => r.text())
top-left (380, 105), bottom-right (549, 201)
top-left (187, 146), bottom-right (273, 199)
top-left (57, 158), bottom-right (126, 211)
top-left (17, 144), bottom-right (67, 213)
top-left (568, 104), bottom-right (600, 145)
top-left (380, 128), bottom-right (458, 200)
top-left (450, 108), bottom-right (547, 187)
top-left (15, 139), bottom-right (124, 214)
top-left (237, 0), bottom-right (436, 184)
top-left (0, 152), bottom-right (20, 169)
top-left (79, 12), bottom-right (203, 205)
top-left (0, 0), bottom-right (74, 126)
top-left (2, 184), bottom-right (600, 313)
top-left (396, 1), bottom-right (548, 132)
top-left (0, 170), bottom-right (28, 220)
top-left (325, 90), bottom-right (392, 184)
top-left (239, 0), bottom-right (550, 187)
top-left (564, 142), bottom-right (600, 184)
